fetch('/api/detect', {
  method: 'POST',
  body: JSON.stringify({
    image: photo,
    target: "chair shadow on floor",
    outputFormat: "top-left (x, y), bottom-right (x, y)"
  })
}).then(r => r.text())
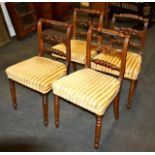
top-left (0, 137), bottom-right (41, 152)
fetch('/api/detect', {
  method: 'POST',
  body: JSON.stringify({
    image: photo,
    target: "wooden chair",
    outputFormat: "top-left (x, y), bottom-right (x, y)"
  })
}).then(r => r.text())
top-left (52, 27), bottom-right (130, 149)
top-left (91, 13), bottom-right (148, 109)
top-left (5, 19), bottom-right (72, 127)
top-left (52, 8), bottom-right (104, 71)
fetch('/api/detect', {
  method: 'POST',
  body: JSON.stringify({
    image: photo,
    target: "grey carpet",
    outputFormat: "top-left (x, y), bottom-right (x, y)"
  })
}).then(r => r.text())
top-left (0, 24), bottom-right (155, 152)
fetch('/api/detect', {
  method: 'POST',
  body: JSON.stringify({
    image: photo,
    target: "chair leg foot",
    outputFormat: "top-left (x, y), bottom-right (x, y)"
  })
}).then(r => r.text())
top-left (127, 103), bottom-right (131, 109)
top-left (42, 94), bottom-right (48, 127)
top-left (94, 115), bottom-right (103, 149)
top-left (54, 94), bottom-right (59, 128)
top-left (113, 93), bottom-right (119, 120)
top-left (127, 80), bottom-right (137, 109)
top-left (9, 79), bottom-right (17, 110)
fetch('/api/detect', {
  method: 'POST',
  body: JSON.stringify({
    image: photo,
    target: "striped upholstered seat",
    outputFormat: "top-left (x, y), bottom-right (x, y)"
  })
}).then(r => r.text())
top-left (6, 56), bottom-right (66, 94)
top-left (52, 68), bottom-right (120, 115)
top-left (91, 51), bottom-right (142, 80)
top-left (52, 39), bottom-right (97, 64)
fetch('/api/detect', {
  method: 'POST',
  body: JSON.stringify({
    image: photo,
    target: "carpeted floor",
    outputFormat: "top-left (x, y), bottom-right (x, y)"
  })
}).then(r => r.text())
top-left (0, 23), bottom-right (155, 152)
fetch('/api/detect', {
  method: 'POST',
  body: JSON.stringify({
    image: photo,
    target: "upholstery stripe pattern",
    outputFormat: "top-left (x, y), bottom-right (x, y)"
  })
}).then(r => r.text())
top-left (52, 39), bottom-right (97, 64)
top-left (53, 68), bottom-right (120, 115)
top-left (6, 56), bottom-right (66, 93)
top-left (91, 51), bottom-right (142, 80)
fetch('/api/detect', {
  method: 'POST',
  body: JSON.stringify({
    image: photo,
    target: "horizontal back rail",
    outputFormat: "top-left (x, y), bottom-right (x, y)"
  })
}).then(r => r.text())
top-left (74, 8), bottom-right (102, 15)
top-left (42, 47), bottom-right (66, 57)
top-left (73, 8), bottom-right (104, 44)
top-left (93, 28), bottom-right (126, 38)
top-left (38, 18), bottom-right (72, 59)
top-left (42, 34), bottom-right (66, 44)
top-left (91, 59), bottom-right (120, 71)
top-left (111, 13), bottom-right (148, 55)
top-left (76, 19), bottom-right (99, 28)
top-left (113, 26), bottom-right (143, 37)
top-left (86, 26), bottom-right (130, 81)
top-left (113, 13), bottom-right (148, 22)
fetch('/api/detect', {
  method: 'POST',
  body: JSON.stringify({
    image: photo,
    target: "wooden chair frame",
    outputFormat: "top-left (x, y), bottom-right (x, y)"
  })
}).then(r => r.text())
top-left (71, 8), bottom-right (104, 70)
top-left (111, 13), bottom-right (148, 109)
top-left (8, 19), bottom-right (72, 127)
top-left (73, 8), bottom-right (104, 39)
top-left (111, 13), bottom-right (148, 55)
top-left (53, 26), bottom-right (130, 149)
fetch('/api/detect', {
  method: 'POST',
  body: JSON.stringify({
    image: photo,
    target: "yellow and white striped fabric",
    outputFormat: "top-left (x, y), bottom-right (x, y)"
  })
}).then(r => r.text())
top-left (6, 56), bottom-right (66, 94)
top-left (52, 39), bottom-right (97, 64)
top-left (91, 51), bottom-right (142, 80)
top-left (52, 68), bottom-right (120, 115)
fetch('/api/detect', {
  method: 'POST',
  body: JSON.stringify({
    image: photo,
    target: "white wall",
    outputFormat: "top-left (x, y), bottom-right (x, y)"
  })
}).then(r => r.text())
top-left (0, 3), bottom-right (16, 37)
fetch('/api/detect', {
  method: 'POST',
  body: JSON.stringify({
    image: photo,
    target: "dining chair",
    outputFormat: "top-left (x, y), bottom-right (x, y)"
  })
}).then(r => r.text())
top-left (52, 26), bottom-right (130, 149)
top-left (5, 19), bottom-right (72, 127)
top-left (51, 8), bottom-right (104, 71)
top-left (91, 13), bottom-right (148, 109)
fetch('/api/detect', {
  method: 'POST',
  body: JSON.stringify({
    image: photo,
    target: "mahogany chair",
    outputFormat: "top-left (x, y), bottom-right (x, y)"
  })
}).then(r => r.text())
top-left (5, 19), bottom-right (72, 127)
top-left (52, 8), bottom-right (104, 71)
top-left (52, 27), bottom-right (130, 149)
top-left (91, 13), bottom-right (148, 109)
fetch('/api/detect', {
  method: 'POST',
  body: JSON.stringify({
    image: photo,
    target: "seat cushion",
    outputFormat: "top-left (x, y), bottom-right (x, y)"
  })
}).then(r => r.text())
top-left (91, 51), bottom-right (142, 80)
top-left (6, 56), bottom-right (66, 94)
top-left (52, 39), bottom-right (97, 64)
top-left (52, 68), bottom-right (120, 115)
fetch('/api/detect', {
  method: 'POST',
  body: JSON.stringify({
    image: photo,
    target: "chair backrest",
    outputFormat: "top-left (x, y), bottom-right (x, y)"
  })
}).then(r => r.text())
top-left (38, 19), bottom-right (72, 67)
top-left (73, 8), bottom-right (104, 44)
top-left (111, 13), bottom-right (148, 55)
top-left (86, 26), bottom-right (130, 82)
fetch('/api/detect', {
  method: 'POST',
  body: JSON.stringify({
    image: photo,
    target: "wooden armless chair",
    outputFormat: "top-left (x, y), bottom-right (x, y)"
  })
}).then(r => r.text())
top-left (52, 27), bottom-right (130, 149)
top-left (52, 8), bottom-right (104, 71)
top-left (5, 19), bottom-right (72, 127)
top-left (91, 13), bottom-right (148, 109)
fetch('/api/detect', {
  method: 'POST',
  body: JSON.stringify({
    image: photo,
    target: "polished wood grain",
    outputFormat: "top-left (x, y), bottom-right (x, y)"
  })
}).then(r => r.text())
top-left (76, 19), bottom-right (99, 28)
top-left (54, 94), bottom-right (59, 128)
top-left (42, 48), bottom-right (66, 57)
top-left (111, 13), bottom-right (148, 55)
top-left (9, 79), bottom-right (17, 110)
top-left (42, 34), bottom-right (66, 44)
top-left (113, 93), bottom-right (120, 120)
top-left (127, 80), bottom-right (137, 109)
top-left (91, 59), bottom-right (120, 71)
top-left (94, 115), bottom-right (103, 149)
top-left (75, 8), bottom-right (102, 15)
top-left (42, 94), bottom-right (48, 127)
top-left (73, 8), bottom-right (104, 41)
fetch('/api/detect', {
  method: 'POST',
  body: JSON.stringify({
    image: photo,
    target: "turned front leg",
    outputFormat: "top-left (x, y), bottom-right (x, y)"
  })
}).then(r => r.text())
top-left (54, 94), bottom-right (60, 128)
top-left (94, 115), bottom-right (103, 149)
top-left (42, 94), bottom-right (48, 127)
top-left (113, 93), bottom-right (120, 120)
top-left (127, 80), bottom-right (137, 109)
top-left (9, 79), bottom-right (17, 110)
